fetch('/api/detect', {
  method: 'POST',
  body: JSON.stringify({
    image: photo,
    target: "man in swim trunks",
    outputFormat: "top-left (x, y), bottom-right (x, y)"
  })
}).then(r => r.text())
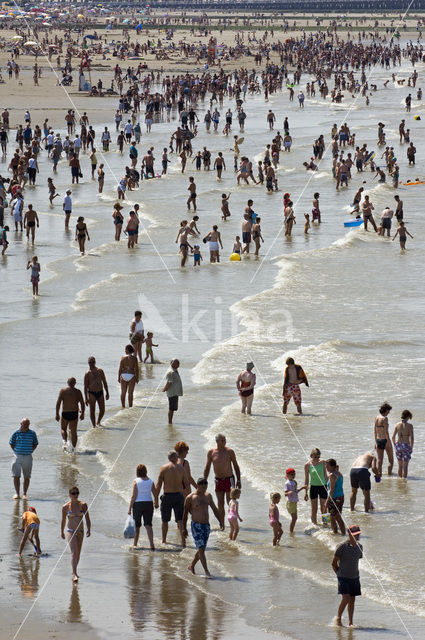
top-left (183, 478), bottom-right (223, 578)
top-left (332, 525), bottom-right (363, 627)
top-left (156, 450), bottom-right (187, 546)
top-left (349, 452), bottom-right (380, 512)
top-left (282, 357), bottom-right (309, 414)
top-left (361, 195), bottom-right (378, 232)
top-left (84, 357), bottom-right (109, 427)
top-left (23, 204), bottom-right (39, 243)
top-left (56, 377), bottom-right (85, 451)
top-left (241, 213), bottom-right (252, 254)
top-left (203, 434), bottom-right (241, 529)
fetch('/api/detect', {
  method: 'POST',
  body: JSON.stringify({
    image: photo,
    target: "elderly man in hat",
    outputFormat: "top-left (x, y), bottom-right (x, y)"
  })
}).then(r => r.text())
top-left (236, 362), bottom-right (256, 414)
top-left (332, 525), bottom-right (363, 627)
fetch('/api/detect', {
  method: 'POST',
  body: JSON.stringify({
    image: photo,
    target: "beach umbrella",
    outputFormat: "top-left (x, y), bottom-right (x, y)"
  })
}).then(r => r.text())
top-left (11, 35), bottom-right (23, 40)
top-left (77, 14), bottom-right (84, 19)
top-left (24, 41), bottom-right (38, 46)
top-left (136, 24), bottom-right (143, 30)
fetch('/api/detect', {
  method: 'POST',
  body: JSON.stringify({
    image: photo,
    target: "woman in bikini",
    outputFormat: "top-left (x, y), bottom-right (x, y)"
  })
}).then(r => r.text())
top-left (374, 402), bottom-right (393, 475)
top-left (61, 487), bottom-right (90, 582)
top-left (75, 216), bottom-right (90, 255)
top-left (118, 344), bottom-right (139, 408)
top-left (236, 362), bottom-right (256, 415)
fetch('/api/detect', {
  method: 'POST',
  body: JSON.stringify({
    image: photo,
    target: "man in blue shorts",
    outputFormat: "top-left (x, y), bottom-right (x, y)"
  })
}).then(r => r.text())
top-left (182, 478), bottom-right (223, 578)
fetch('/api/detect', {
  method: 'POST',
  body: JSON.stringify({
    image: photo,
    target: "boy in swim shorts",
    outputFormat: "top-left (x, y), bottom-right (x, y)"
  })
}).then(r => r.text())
top-left (18, 506), bottom-right (41, 556)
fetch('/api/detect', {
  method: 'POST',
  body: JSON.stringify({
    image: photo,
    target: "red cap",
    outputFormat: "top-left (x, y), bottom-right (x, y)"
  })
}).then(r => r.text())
top-left (348, 525), bottom-right (361, 536)
top-left (28, 506), bottom-right (37, 513)
top-left (285, 467), bottom-right (295, 476)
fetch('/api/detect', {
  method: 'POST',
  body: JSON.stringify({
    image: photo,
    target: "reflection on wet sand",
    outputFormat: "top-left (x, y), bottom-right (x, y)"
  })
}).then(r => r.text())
top-left (127, 551), bottom-right (227, 640)
top-left (17, 556), bottom-right (40, 599)
top-left (67, 584), bottom-right (83, 624)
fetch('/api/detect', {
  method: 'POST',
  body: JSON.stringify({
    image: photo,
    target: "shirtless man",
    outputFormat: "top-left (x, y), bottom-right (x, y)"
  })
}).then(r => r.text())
top-left (175, 220), bottom-right (195, 267)
top-left (241, 213), bottom-right (252, 254)
top-left (267, 110), bottom-right (276, 130)
top-left (203, 434), bottom-right (241, 528)
top-left (183, 478), bottom-right (222, 578)
top-left (84, 357), bottom-right (109, 427)
top-left (142, 149), bottom-right (155, 178)
top-left (361, 195), bottom-right (378, 232)
top-left (23, 204), bottom-right (39, 243)
top-left (213, 152), bottom-right (226, 179)
top-left (374, 402), bottom-right (393, 475)
top-left (392, 410), bottom-right (414, 478)
top-left (125, 211), bottom-right (138, 249)
top-left (156, 451), bottom-right (186, 545)
top-left (349, 452), bottom-right (380, 512)
top-left (203, 225), bottom-right (223, 263)
top-left (55, 378), bottom-right (85, 451)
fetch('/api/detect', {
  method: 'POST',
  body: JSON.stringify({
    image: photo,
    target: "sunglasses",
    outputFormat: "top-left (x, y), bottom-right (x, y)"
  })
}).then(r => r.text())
top-left (70, 492), bottom-right (79, 496)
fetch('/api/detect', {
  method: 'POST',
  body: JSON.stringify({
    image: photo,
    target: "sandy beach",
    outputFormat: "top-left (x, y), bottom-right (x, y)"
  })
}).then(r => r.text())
top-left (1, 9), bottom-right (425, 640)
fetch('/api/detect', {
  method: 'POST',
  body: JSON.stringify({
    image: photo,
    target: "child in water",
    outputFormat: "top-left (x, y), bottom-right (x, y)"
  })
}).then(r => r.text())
top-left (18, 506), bottom-right (41, 556)
top-left (269, 492), bottom-right (283, 546)
top-left (143, 331), bottom-right (158, 363)
top-left (228, 488), bottom-right (243, 540)
top-left (193, 244), bottom-right (203, 266)
top-left (221, 193), bottom-right (231, 220)
top-left (233, 236), bottom-right (242, 254)
top-left (304, 213), bottom-right (310, 234)
top-left (392, 221), bottom-right (413, 250)
top-left (284, 468), bottom-right (307, 533)
top-left (26, 256), bottom-right (40, 295)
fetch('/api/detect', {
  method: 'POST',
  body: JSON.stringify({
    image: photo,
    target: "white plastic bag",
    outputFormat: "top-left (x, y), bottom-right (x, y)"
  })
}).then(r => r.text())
top-left (123, 514), bottom-right (136, 539)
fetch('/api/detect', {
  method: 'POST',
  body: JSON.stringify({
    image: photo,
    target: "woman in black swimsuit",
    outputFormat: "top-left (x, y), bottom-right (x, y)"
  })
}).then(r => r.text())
top-left (112, 202), bottom-right (124, 241)
top-left (75, 216), bottom-right (90, 255)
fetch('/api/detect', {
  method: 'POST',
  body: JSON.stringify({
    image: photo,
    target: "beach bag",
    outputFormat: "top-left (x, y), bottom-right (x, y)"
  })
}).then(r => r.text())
top-left (123, 514), bottom-right (136, 538)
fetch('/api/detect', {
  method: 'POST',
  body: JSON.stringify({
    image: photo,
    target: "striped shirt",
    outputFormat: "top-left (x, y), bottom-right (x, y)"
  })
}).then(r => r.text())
top-left (9, 429), bottom-right (38, 455)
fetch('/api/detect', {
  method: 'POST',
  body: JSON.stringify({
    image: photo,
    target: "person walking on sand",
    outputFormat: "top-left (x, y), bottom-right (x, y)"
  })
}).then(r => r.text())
top-left (9, 418), bottom-right (38, 500)
top-left (156, 450), bottom-right (186, 546)
top-left (183, 478), bottom-right (223, 578)
top-left (162, 359), bottom-right (183, 424)
top-left (118, 344), bottom-right (139, 408)
top-left (349, 452), bottom-right (380, 512)
top-left (392, 410), bottom-right (414, 479)
top-left (55, 377), bottom-right (85, 452)
top-left (203, 434), bottom-right (241, 528)
top-left (84, 356), bottom-right (109, 427)
top-left (128, 464), bottom-right (158, 549)
top-left (61, 486), bottom-right (91, 583)
top-left (236, 362), bottom-right (256, 414)
top-left (282, 357), bottom-right (309, 414)
top-left (332, 525), bottom-right (363, 627)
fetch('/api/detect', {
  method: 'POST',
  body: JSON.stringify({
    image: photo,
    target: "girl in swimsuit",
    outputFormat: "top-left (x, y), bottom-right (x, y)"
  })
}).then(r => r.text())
top-left (118, 344), bottom-right (139, 408)
top-left (61, 487), bottom-right (90, 582)
top-left (269, 492), bottom-right (283, 546)
top-left (75, 216), bottom-right (90, 255)
top-left (227, 488), bottom-right (242, 541)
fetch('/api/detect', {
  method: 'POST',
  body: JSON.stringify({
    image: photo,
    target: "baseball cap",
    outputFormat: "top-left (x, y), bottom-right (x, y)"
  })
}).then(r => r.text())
top-left (348, 525), bottom-right (361, 536)
top-left (285, 468), bottom-right (295, 475)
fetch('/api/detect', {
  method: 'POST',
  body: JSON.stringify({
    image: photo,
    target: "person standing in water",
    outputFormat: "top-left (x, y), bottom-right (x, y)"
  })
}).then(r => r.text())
top-left (236, 362), bottom-right (256, 414)
top-left (128, 464), bottom-right (158, 549)
top-left (55, 377), bottom-right (85, 452)
top-left (156, 450), bottom-right (186, 546)
top-left (392, 221), bottom-right (413, 250)
top-left (349, 452), bottom-right (380, 512)
top-left (332, 525), bottom-right (363, 627)
top-left (392, 410), bottom-right (414, 478)
top-left (282, 357), bottom-right (309, 414)
top-left (203, 434), bottom-right (241, 529)
top-left (118, 344), bottom-right (139, 408)
top-left (129, 310), bottom-right (144, 361)
top-left (374, 402), bottom-right (393, 475)
top-left (304, 448), bottom-right (328, 525)
top-left (26, 256), bottom-right (40, 296)
top-left (61, 486), bottom-right (91, 583)
top-left (182, 478), bottom-right (222, 578)
top-left (84, 357), bottom-right (109, 427)
top-left (162, 359), bottom-right (183, 425)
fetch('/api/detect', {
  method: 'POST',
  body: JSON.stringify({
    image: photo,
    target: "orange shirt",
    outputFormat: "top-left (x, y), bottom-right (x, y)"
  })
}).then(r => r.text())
top-left (22, 511), bottom-right (40, 527)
